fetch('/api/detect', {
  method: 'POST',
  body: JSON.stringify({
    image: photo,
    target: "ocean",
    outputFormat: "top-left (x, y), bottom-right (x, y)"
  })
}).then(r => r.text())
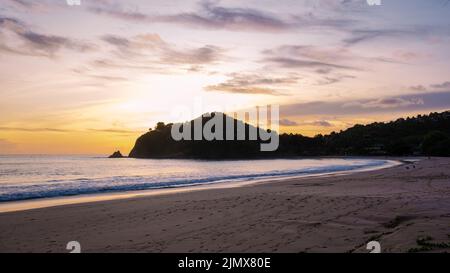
top-left (0, 155), bottom-right (395, 202)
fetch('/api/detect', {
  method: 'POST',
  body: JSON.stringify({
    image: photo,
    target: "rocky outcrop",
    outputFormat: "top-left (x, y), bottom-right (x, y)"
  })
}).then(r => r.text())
top-left (108, 151), bottom-right (124, 158)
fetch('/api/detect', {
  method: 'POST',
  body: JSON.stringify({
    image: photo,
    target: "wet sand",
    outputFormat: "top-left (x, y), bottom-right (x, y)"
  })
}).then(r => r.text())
top-left (0, 157), bottom-right (449, 253)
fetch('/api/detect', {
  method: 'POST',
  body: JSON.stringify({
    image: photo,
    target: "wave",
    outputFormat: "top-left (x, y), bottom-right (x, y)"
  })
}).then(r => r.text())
top-left (0, 159), bottom-right (393, 202)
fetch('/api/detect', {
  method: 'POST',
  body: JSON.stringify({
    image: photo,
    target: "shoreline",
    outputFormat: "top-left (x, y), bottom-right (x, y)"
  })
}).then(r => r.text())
top-left (0, 159), bottom-right (401, 213)
top-left (0, 157), bottom-right (449, 253)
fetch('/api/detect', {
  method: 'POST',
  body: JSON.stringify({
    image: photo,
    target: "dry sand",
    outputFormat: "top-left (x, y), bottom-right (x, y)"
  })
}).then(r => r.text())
top-left (0, 157), bottom-right (449, 253)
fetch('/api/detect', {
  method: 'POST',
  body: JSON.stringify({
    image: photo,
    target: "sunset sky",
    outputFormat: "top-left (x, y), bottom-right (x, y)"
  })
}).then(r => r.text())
top-left (1, 0), bottom-right (450, 154)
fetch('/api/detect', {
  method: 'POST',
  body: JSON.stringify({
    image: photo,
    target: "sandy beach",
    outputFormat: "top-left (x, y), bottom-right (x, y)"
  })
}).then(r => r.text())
top-left (0, 157), bottom-right (449, 253)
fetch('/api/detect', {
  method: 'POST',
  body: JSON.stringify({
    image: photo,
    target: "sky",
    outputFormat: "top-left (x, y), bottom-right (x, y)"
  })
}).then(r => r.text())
top-left (0, 0), bottom-right (450, 154)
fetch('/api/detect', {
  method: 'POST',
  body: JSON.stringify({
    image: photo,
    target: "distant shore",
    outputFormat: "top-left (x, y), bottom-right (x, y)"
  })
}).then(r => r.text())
top-left (0, 157), bottom-right (449, 253)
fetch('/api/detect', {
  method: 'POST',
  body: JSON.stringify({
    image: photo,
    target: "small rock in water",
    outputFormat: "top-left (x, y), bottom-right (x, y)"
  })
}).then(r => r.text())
top-left (109, 151), bottom-right (124, 158)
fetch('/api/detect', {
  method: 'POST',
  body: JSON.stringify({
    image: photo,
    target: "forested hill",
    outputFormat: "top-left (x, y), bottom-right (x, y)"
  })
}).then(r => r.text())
top-left (317, 111), bottom-right (450, 156)
top-left (127, 111), bottom-right (450, 158)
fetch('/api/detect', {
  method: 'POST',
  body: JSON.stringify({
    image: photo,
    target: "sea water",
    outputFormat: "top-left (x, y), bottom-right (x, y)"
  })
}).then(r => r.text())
top-left (0, 155), bottom-right (393, 202)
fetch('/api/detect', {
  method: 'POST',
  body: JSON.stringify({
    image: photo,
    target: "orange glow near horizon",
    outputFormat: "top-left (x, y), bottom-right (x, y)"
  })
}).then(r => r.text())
top-left (1, 1), bottom-right (450, 154)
